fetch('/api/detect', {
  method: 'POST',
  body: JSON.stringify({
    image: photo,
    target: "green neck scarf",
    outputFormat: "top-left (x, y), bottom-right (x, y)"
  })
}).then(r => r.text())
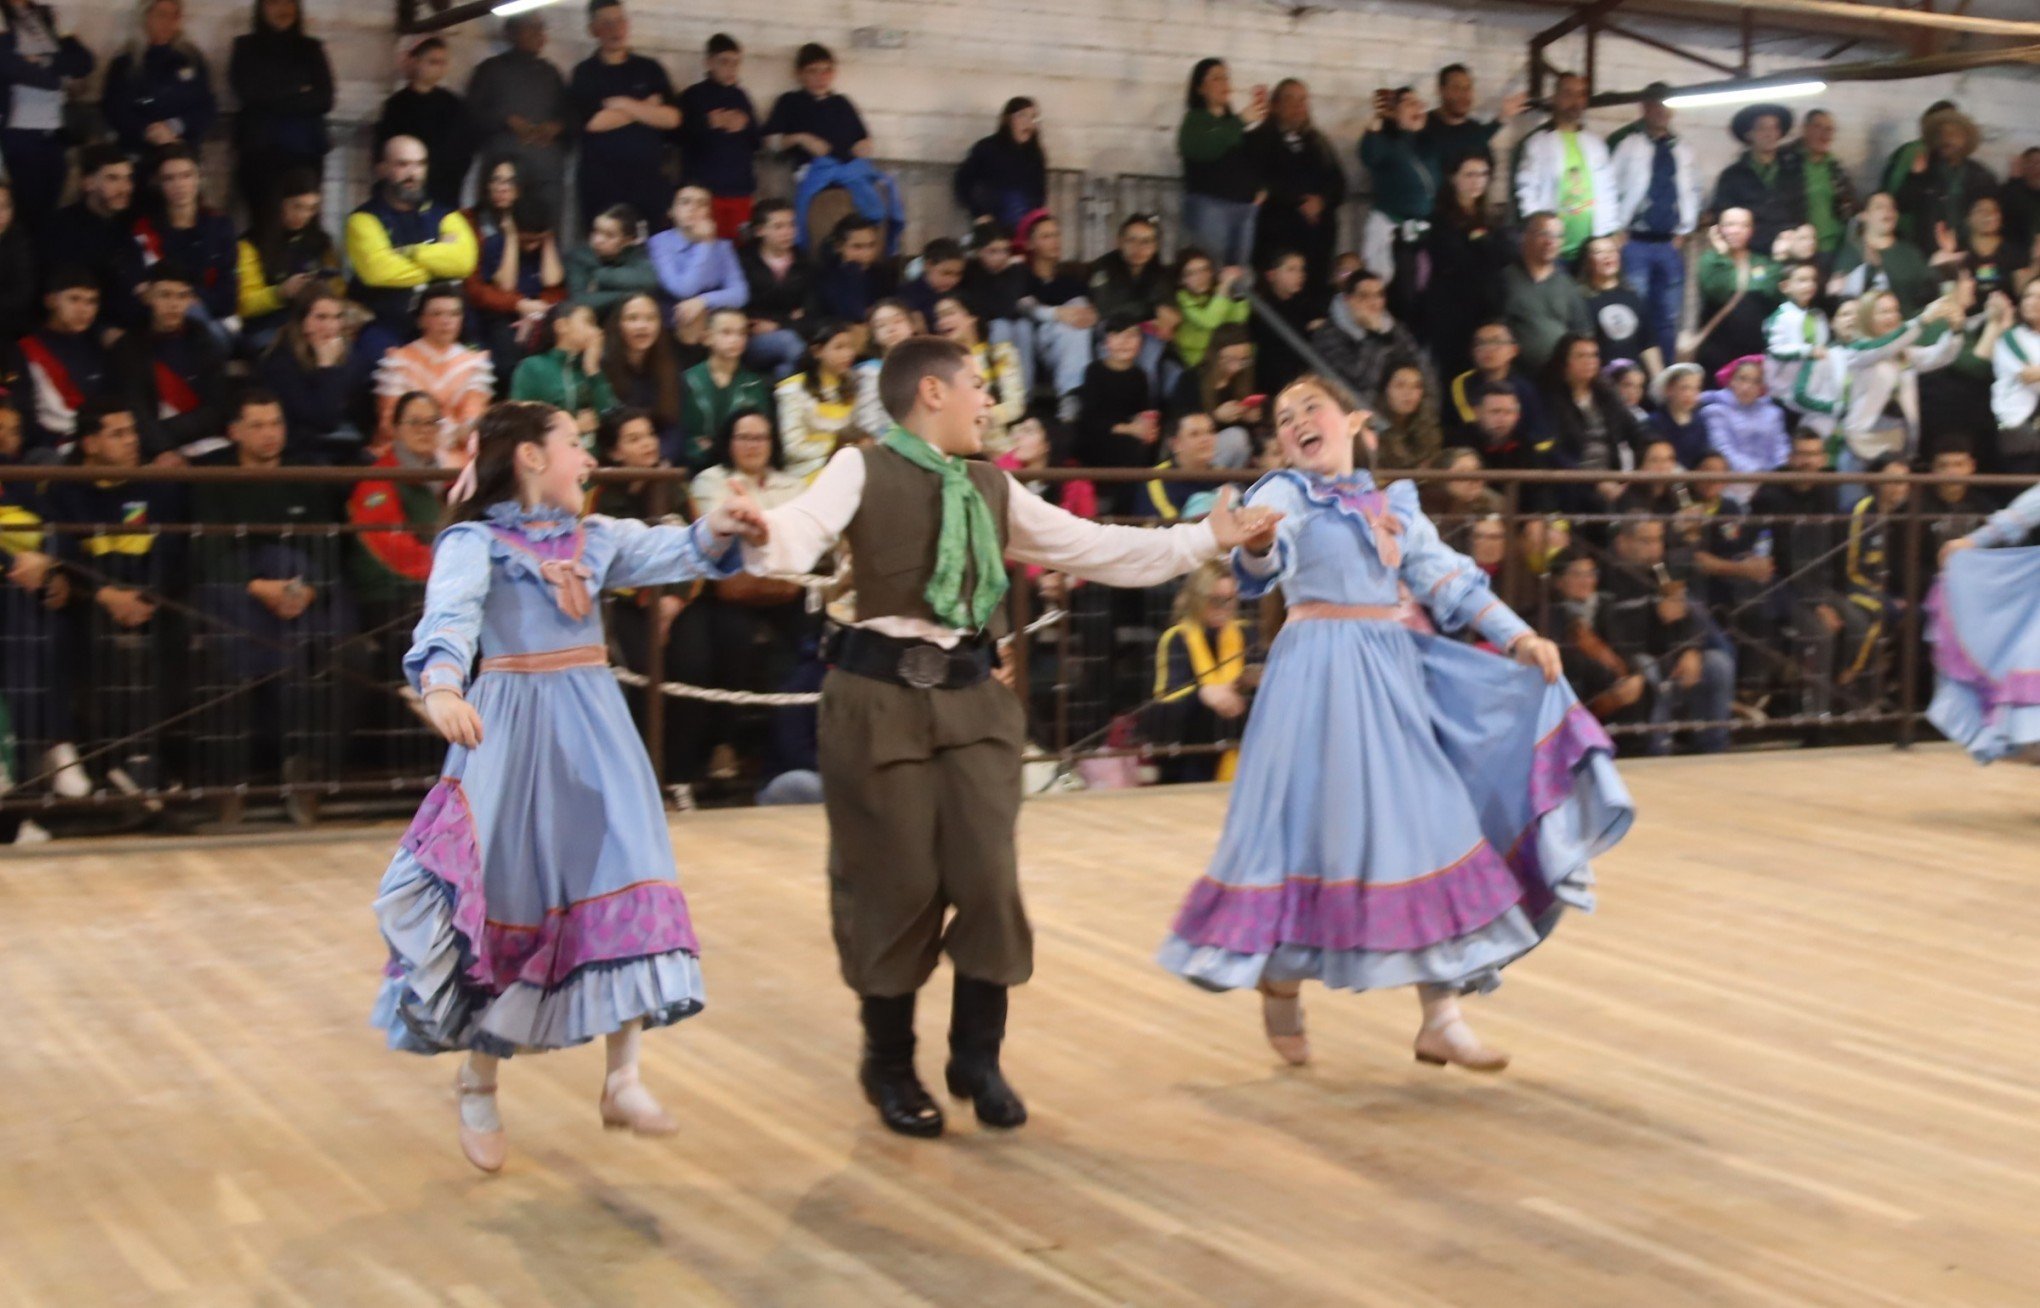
top-left (880, 426), bottom-right (1009, 630)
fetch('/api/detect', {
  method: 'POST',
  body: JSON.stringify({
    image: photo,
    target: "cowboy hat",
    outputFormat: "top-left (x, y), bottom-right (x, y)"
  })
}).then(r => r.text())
top-left (1731, 103), bottom-right (1794, 143)
top-left (1921, 106), bottom-right (1981, 160)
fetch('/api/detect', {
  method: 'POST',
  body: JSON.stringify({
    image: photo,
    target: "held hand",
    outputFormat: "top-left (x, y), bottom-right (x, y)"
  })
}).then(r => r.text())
top-left (1207, 485), bottom-right (1283, 552)
top-left (1510, 634), bottom-right (1563, 684)
top-left (1500, 90), bottom-right (1528, 120)
top-left (709, 483), bottom-right (772, 545)
top-left (6, 549), bottom-right (54, 592)
top-left (423, 688), bottom-right (484, 749)
top-left (1940, 536), bottom-right (1978, 567)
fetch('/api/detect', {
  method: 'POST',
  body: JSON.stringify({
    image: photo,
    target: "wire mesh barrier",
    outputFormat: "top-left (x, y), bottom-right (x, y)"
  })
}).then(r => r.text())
top-left (0, 463), bottom-right (2029, 836)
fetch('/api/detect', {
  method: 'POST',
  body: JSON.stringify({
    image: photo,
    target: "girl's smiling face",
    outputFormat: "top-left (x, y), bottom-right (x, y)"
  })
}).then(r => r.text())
top-left (1274, 378), bottom-right (1363, 477)
top-left (525, 411), bottom-right (598, 512)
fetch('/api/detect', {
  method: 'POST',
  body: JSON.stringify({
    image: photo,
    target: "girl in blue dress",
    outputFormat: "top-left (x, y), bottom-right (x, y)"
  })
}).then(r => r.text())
top-left (1158, 375), bottom-right (1634, 1071)
top-left (1931, 482), bottom-right (2040, 764)
top-left (372, 400), bottom-right (767, 1173)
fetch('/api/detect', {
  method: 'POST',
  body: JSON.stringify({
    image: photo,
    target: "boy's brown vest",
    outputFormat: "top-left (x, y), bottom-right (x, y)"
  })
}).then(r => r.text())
top-left (841, 443), bottom-right (1012, 630)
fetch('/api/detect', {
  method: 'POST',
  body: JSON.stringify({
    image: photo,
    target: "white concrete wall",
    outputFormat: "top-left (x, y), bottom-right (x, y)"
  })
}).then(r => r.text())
top-left (51, 0), bottom-right (2040, 204)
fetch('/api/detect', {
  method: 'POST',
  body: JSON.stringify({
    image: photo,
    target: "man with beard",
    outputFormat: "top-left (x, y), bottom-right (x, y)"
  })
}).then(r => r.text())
top-left (345, 135), bottom-right (479, 349)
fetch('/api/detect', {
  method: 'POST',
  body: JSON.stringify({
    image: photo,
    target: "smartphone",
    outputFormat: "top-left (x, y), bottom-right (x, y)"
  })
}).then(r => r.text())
top-left (1652, 563), bottom-right (1673, 589)
top-left (1241, 393), bottom-right (1268, 409)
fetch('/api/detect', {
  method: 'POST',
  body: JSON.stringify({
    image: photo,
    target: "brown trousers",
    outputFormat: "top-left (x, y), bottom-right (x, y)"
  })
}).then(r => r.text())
top-left (817, 669), bottom-right (1032, 997)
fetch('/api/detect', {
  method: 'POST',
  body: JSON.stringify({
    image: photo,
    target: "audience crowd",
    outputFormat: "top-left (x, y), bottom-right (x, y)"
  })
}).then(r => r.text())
top-left (2, 0), bottom-right (2038, 834)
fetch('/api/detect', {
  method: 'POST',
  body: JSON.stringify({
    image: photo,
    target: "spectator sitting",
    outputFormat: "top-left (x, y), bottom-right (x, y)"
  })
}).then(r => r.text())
top-left (0, 401), bottom-right (87, 819)
top-left (1701, 356), bottom-right (1790, 499)
top-left (346, 135), bottom-right (480, 349)
top-left (1013, 211), bottom-right (1096, 410)
top-left (1512, 72), bottom-right (1616, 262)
top-left (373, 283), bottom-right (493, 459)
top-left (1376, 356), bottom-right (1443, 473)
top-left (1310, 266), bottom-right (1426, 406)
top-left (1419, 150), bottom-right (1517, 380)
top-left (582, 405), bottom-right (676, 520)
top-left (1502, 211), bottom-right (1592, 372)
top-left (600, 290), bottom-right (685, 460)
top-left (1613, 436), bottom-right (1687, 517)
top-left (1605, 359), bottom-right (1648, 425)
top-left (1694, 207), bottom-right (1782, 379)
top-left (466, 165), bottom-right (567, 379)
top-left (236, 168), bottom-right (342, 352)
top-left (1172, 247), bottom-right (1250, 370)
top-left (1446, 320), bottom-right (1544, 443)
top-left (649, 184), bottom-right (748, 344)
top-left (0, 183), bottom-right (31, 343)
top-left (896, 235), bottom-right (965, 329)
top-left (102, 0), bottom-right (216, 157)
top-left (774, 318), bottom-right (861, 479)
top-left (509, 300), bottom-right (616, 445)
top-left (959, 221), bottom-right (1024, 339)
top-left (1836, 456), bottom-right (1909, 689)
top-left (1580, 234), bottom-right (1661, 376)
top-left (374, 35), bottom-right (474, 212)
top-left (1830, 191), bottom-right (1938, 316)
top-left (348, 389), bottom-right (443, 600)
top-left (566, 203), bottom-right (659, 315)
top-left (1764, 260), bottom-right (1831, 414)
top-left (690, 405), bottom-right (805, 515)
top-left (1603, 516), bottom-right (1732, 754)
top-left (464, 10), bottom-right (571, 223)
top-left (763, 43), bottom-right (902, 253)
top-left (111, 260), bottom-right (229, 464)
top-left (1541, 332), bottom-right (1643, 515)
top-left (679, 306), bottom-right (768, 471)
top-left (1168, 321), bottom-right (1260, 468)
top-left (0, 0), bottom-right (95, 233)
top-left (1086, 214), bottom-right (1171, 326)
top-left (1682, 450), bottom-right (1772, 621)
top-left (133, 144), bottom-right (239, 342)
top-left (228, 0), bottom-right (333, 211)
top-left (1177, 57), bottom-right (1265, 267)
top-left (1251, 249), bottom-right (1321, 398)
top-left (1148, 560), bottom-right (1249, 783)
top-left (1137, 411), bottom-right (1223, 520)
top-left (18, 268), bottom-right (109, 456)
top-left (1646, 362), bottom-right (1710, 467)
top-left (1449, 378), bottom-right (1536, 476)
top-left (1896, 106), bottom-right (1996, 252)
top-left (997, 410), bottom-right (1098, 520)
top-left (811, 213), bottom-right (895, 327)
top-left (1920, 437), bottom-right (1997, 574)
top-left (933, 294), bottom-right (1025, 450)
top-left (737, 198), bottom-right (814, 379)
top-left (1074, 311), bottom-right (1161, 511)
top-left (851, 298), bottom-right (915, 437)
top-left (569, 0), bottom-right (679, 232)
top-left (259, 288), bottom-right (374, 465)
top-left (1540, 548), bottom-right (1648, 731)
top-left (1710, 104), bottom-right (1805, 253)
top-left (678, 34), bottom-right (763, 239)
top-left (45, 145), bottom-right (136, 323)
top-left (1960, 196), bottom-right (2012, 304)
top-left (955, 97), bottom-right (1046, 230)
top-left (1246, 78), bottom-right (1346, 294)
top-left (1418, 446), bottom-right (1505, 531)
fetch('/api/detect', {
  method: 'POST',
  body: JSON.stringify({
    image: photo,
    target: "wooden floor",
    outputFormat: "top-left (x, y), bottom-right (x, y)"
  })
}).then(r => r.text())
top-left (2, 747), bottom-right (2038, 1307)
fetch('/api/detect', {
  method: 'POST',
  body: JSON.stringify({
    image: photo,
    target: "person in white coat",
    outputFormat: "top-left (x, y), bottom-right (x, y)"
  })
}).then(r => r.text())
top-left (1610, 84), bottom-right (1700, 357)
top-left (1990, 279), bottom-right (2040, 473)
top-left (1513, 73), bottom-right (1617, 263)
top-left (1797, 284), bottom-right (1969, 505)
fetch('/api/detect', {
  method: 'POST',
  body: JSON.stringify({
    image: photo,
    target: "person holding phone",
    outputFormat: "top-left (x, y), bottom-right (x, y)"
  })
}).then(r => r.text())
top-left (1178, 57), bottom-right (1265, 267)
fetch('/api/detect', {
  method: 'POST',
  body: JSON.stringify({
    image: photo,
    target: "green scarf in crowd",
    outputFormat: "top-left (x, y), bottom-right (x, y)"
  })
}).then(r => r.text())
top-left (880, 425), bottom-right (1009, 629)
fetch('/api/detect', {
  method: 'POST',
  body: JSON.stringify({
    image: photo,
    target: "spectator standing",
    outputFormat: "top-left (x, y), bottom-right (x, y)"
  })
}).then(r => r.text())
top-left (1310, 266), bottom-right (1425, 405)
top-left (1246, 79), bottom-right (1346, 292)
top-left (1694, 208), bottom-right (1781, 379)
top-left (1415, 63), bottom-right (1522, 182)
top-left (1999, 148), bottom-right (2040, 254)
top-left (1177, 57), bottom-right (1264, 268)
top-left (571, 0), bottom-right (679, 233)
top-left (955, 97), bottom-right (1047, 231)
top-left (1789, 109), bottom-right (1858, 263)
top-left (1831, 191), bottom-right (1937, 315)
top-left (375, 36), bottom-right (476, 213)
top-left (1501, 211), bottom-right (1592, 372)
top-left (110, 260), bottom-right (227, 462)
top-left (0, 0), bottom-right (94, 233)
top-left (599, 290), bottom-right (683, 458)
top-left (1710, 104), bottom-right (1805, 252)
top-left (236, 168), bottom-right (341, 351)
top-left (1991, 279), bottom-right (2040, 474)
top-left (762, 44), bottom-right (902, 253)
top-left (1418, 151), bottom-right (1516, 380)
top-left (648, 184), bottom-right (747, 343)
top-left (372, 284), bottom-right (493, 457)
top-left (1959, 196), bottom-right (2014, 304)
top-left (18, 268), bottom-right (107, 453)
top-left (565, 202), bottom-right (658, 315)
top-left (1806, 289), bottom-right (1966, 498)
top-left (679, 307), bottom-right (768, 470)
top-left (1764, 260), bottom-right (1831, 414)
top-left (1358, 85), bottom-right (1435, 288)
top-left (257, 289), bottom-right (374, 464)
top-left (132, 145), bottom-right (238, 339)
top-left (102, 0), bottom-right (215, 158)
top-left (465, 13), bottom-right (570, 225)
top-left (1878, 102), bottom-right (1954, 203)
top-left (1611, 84), bottom-right (1699, 359)
top-left (1512, 73), bottom-right (1615, 263)
top-left (228, 0), bottom-right (333, 211)
top-left (1580, 234), bottom-right (1660, 376)
top-left (346, 135), bottom-right (480, 350)
top-left (736, 198), bottom-right (813, 380)
top-left (45, 145), bottom-right (134, 324)
top-left (1896, 106), bottom-right (1996, 252)
top-left (676, 33), bottom-right (761, 239)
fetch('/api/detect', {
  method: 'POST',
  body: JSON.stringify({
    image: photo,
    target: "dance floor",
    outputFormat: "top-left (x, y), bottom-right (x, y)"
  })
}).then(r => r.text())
top-left (3, 745), bottom-right (2037, 1307)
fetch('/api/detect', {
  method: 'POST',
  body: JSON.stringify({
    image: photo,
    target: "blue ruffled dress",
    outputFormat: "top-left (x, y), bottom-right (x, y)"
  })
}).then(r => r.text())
top-left (1157, 472), bottom-right (1635, 994)
top-left (1927, 485), bottom-right (2040, 764)
top-left (371, 501), bottom-right (741, 1057)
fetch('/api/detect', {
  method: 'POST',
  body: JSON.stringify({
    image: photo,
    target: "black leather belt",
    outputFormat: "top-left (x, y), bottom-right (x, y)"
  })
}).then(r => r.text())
top-left (833, 626), bottom-right (992, 690)
top-left (1628, 231), bottom-right (1677, 243)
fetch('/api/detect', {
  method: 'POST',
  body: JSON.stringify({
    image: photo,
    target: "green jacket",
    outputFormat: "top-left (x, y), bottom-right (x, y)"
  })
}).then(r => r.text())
top-left (510, 349), bottom-right (618, 417)
top-left (565, 243), bottom-right (662, 314)
top-left (1173, 289), bottom-right (1252, 369)
top-left (680, 361), bottom-right (771, 471)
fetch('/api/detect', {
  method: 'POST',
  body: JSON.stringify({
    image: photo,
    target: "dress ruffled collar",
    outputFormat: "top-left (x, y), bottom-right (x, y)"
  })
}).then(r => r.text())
top-left (483, 499), bottom-right (579, 541)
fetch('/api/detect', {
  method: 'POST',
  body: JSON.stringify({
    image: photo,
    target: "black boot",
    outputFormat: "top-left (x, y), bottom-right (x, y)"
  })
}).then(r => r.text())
top-left (858, 993), bottom-right (944, 1138)
top-left (944, 975), bottom-right (1028, 1129)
